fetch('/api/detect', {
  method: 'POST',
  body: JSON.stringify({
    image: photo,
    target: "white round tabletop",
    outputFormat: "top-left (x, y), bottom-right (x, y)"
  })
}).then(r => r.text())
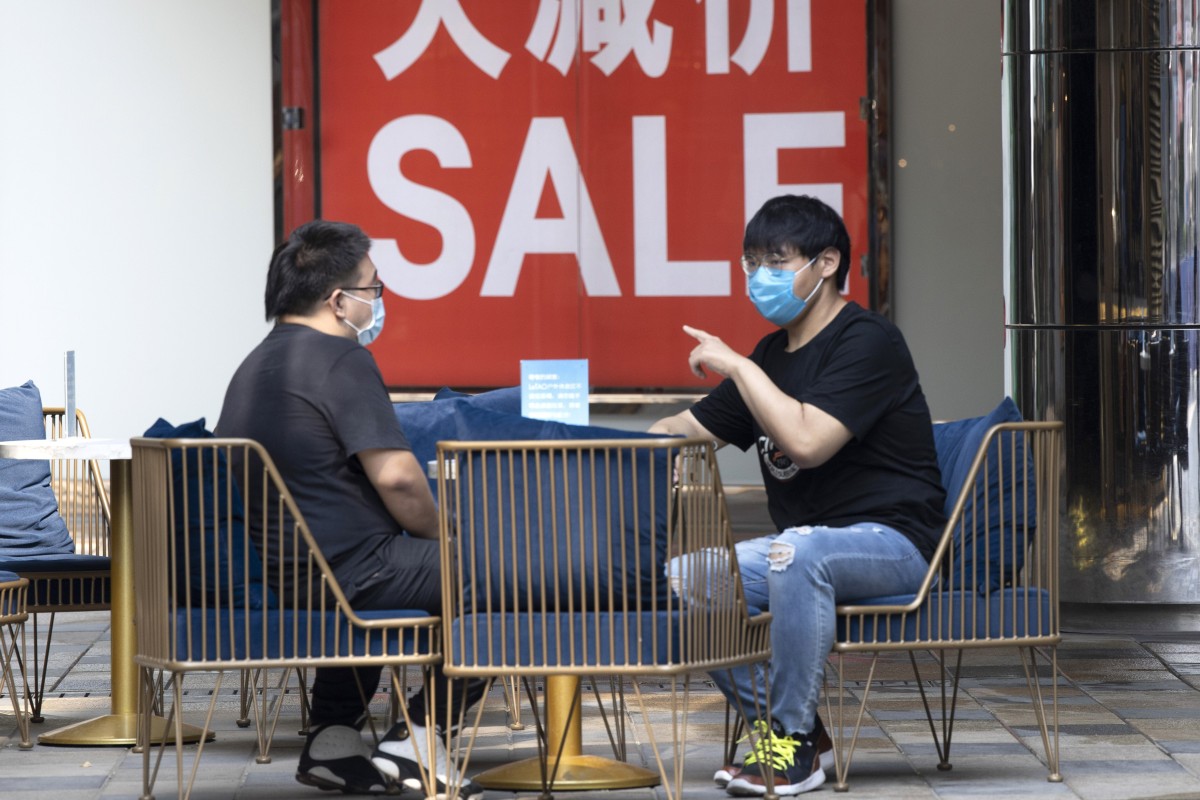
top-left (0, 436), bottom-right (131, 460)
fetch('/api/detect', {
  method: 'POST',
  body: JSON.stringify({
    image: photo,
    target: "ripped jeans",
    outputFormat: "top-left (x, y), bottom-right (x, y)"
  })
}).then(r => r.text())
top-left (693, 523), bottom-right (927, 736)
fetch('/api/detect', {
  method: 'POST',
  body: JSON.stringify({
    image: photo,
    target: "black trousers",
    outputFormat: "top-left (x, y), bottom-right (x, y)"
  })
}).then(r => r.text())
top-left (309, 535), bottom-right (484, 730)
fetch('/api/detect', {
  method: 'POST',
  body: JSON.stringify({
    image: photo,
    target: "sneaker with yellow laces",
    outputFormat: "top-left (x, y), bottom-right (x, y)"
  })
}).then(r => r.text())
top-left (714, 717), bottom-right (833, 788)
top-left (725, 722), bottom-right (825, 796)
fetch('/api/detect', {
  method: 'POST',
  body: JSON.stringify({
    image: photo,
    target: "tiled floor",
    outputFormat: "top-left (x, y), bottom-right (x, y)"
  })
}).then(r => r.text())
top-left (3, 612), bottom-right (1200, 799)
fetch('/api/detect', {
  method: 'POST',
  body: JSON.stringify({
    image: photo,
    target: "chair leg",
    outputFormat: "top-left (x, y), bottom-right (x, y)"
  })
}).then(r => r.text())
top-left (627, 676), bottom-right (690, 800)
top-left (503, 674), bottom-right (525, 730)
top-left (1020, 646), bottom-right (1063, 782)
top-left (382, 666), bottom-right (488, 800)
top-left (723, 700), bottom-right (746, 766)
top-left (237, 669), bottom-right (253, 728)
top-left (909, 648), bottom-right (963, 771)
top-left (1, 620), bottom-right (31, 749)
top-left (823, 651), bottom-right (883, 792)
top-left (25, 611), bottom-right (55, 723)
top-left (138, 665), bottom-right (164, 800)
top-left (297, 667), bottom-right (310, 734)
top-left (588, 674), bottom-right (630, 762)
top-left (173, 671), bottom-right (224, 800)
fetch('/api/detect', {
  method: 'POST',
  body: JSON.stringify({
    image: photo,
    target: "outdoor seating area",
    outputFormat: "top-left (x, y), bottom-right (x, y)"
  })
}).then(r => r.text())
top-left (2, 386), bottom-right (1199, 800)
top-left (5, 2), bottom-right (1199, 799)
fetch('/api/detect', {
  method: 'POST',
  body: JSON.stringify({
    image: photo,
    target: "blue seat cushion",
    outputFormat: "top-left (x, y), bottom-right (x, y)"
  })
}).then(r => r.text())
top-left (448, 611), bottom-right (681, 668)
top-left (447, 404), bottom-right (673, 612)
top-left (0, 570), bottom-right (18, 582)
top-left (143, 418), bottom-right (274, 610)
top-left (0, 553), bottom-right (111, 607)
top-left (393, 387), bottom-right (522, 492)
top-left (0, 381), bottom-right (74, 557)
top-left (174, 608), bottom-right (434, 661)
top-left (932, 398), bottom-right (1035, 592)
top-left (837, 587), bottom-right (1054, 644)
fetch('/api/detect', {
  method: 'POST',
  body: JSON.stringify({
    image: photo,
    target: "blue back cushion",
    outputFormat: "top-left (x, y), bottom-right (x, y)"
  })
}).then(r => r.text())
top-left (143, 418), bottom-right (272, 609)
top-left (447, 404), bottom-right (673, 611)
top-left (932, 398), bottom-right (1035, 593)
top-left (393, 387), bottom-right (522, 491)
top-left (0, 381), bottom-right (74, 557)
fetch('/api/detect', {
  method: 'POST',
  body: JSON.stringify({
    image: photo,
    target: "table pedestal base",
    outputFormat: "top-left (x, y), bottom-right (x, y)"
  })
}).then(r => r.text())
top-left (475, 754), bottom-right (660, 791)
top-left (474, 675), bottom-right (660, 791)
top-left (38, 713), bottom-right (212, 747)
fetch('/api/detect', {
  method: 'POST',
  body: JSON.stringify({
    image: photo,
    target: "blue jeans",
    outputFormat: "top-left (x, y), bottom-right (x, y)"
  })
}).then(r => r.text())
top-left (697, 523), bottom-right (928, 736)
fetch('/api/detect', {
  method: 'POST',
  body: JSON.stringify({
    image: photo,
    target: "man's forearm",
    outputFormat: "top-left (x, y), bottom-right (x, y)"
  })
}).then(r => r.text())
top-left (376, 484), bottom-right (439, 539)
top-left (358, 448), bottom-right (441, 539)
top-left (648, 413), bottom-right (694, 436)
top-left (648, 410), bottom-right (726, 448)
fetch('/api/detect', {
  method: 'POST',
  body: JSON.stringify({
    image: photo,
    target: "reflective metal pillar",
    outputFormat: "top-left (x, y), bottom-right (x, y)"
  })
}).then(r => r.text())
top-left (1003, 1), bottom-right (1200, 628)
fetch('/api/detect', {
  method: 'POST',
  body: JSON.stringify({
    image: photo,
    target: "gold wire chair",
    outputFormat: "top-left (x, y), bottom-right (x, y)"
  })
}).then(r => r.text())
top-left (828, 420), bottom-right (1064, 790)
top-left (435, 436), bottom-right (773, 800)
top-left (9, 409), bottom-right (112, 723)
top-left (130, 437), bottom-right (444, 800)
top-left (0, 573), bottom-right (31, 749)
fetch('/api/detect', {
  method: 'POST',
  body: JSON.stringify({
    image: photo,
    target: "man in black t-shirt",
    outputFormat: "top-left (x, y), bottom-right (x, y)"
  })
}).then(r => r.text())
top-left (650, 196), bottom-right (945, 796)
top-left (217, 221), bottom-right (480, 798)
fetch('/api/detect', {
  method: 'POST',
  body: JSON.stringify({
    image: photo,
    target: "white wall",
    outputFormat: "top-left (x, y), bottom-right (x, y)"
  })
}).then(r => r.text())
top-left (0, 1), bottom-right (273, 440)
top-left (891, 2), bottom-right (1004, 420)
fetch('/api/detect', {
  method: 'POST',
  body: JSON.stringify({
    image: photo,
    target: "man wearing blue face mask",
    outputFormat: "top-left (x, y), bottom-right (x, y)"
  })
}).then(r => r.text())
top-left (217, 220), bottom-right (483, 798)
top-left (651, 195), bottom-right (946, 796)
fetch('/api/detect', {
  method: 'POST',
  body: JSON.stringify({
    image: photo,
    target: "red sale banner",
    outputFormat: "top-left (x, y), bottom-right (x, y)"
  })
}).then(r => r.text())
top-left (299, 0), bottom-right (869, 388)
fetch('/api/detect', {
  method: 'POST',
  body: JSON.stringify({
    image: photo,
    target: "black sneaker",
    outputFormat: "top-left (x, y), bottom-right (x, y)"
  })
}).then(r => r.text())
top-left (714, 717), bottom-right (833, 788)
top-left (297, 723), bottom-right (393, 794)
top-left (371, 721), bottom-right (483, 800)
top-left (725, 724), bottom-right (825, 796)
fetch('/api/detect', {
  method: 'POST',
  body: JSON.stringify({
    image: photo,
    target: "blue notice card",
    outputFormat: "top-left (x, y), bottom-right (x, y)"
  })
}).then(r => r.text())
top-left (521, 359), bottom-right (589, 426)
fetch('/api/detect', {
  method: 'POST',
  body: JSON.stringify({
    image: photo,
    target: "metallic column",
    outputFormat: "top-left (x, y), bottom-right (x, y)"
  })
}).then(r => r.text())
top-left (1004, 2), bottom-right (1199, 626)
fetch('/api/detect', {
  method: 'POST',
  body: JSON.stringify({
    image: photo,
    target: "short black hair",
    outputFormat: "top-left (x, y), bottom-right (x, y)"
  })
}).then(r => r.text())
top-left (743, 195), bottom-right (852, 291)
top-left (264, 220), bottom-right (372, 321)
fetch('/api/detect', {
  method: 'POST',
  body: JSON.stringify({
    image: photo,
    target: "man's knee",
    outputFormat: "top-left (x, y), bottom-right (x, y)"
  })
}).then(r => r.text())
top-left (768, 526), bottom-right (841, 573)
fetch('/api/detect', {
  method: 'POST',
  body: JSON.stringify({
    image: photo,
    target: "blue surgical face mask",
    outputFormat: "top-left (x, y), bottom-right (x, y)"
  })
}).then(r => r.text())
top-left (747, 255), bottom-right (822, 326)
top-left (342, 292), bottom-right (386, 345)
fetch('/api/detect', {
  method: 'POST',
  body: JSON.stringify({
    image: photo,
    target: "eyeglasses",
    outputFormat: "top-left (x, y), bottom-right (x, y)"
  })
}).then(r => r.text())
top-left (340, 282), bottom-right (385, 299)
top-left (741, 253), bottom-right (799, 275)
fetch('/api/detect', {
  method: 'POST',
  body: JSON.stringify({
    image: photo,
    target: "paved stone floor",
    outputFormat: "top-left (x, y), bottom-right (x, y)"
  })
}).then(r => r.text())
top-left (3, 612), bottom-right (1200, 799)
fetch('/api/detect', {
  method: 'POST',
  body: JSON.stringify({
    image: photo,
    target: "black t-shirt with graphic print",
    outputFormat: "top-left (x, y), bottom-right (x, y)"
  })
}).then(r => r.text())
top-left (689, 302), bottom-right (945, 561)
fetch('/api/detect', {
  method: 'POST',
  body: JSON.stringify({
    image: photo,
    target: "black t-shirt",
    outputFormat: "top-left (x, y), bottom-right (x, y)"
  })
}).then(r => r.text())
top-left (216, 323), bottom-right (411, 588)
top-left (690, 303), bottom-right (946, 560)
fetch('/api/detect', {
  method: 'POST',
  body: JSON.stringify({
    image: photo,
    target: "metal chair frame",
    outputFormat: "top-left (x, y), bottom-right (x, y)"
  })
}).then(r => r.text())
top-left (827, 421), bottom-right (1065, 791)
top-left (0, 575), bottom-right (31, 749)
top-left (130, 437), bottom-right (443, 800)
top-left (9, 409), bottom-right (112, 723)
top-left (435, 437), bottom-right (775, 800)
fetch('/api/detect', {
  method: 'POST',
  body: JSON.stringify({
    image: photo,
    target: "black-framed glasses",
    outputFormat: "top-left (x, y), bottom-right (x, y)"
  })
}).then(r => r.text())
top-left (340, 282), bottom-right (385, 299)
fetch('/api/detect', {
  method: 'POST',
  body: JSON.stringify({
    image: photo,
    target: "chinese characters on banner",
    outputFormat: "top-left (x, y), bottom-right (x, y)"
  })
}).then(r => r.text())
top-left (314, 0), bottom-right (869, 388)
